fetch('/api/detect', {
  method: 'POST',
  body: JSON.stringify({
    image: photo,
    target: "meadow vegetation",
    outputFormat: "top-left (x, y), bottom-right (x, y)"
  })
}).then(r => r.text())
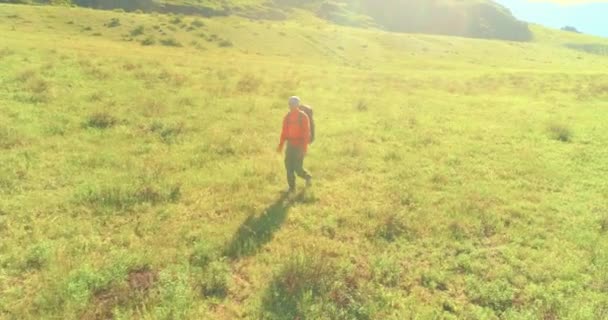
top-left (2, 0), bottom-right (533, 41)
top-left (1, 2), bottom-right (608, 319)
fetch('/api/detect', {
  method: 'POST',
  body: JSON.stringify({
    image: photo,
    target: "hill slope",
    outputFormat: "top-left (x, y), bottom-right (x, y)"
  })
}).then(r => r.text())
top-left (3, 0), bottom-right (533, 40)
top-left (1, 3), bottom-right (608, 320)
top-left (301, 0), bottom-right (533, 41)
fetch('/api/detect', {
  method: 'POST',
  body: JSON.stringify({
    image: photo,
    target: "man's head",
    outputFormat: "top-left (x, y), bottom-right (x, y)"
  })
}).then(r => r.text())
top-left (288, 96), bottom-right (301, 111)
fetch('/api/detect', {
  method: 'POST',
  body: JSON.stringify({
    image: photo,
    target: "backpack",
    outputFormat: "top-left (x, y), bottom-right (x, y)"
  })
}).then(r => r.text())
top-left (298, 105), bottom-right (315, 143)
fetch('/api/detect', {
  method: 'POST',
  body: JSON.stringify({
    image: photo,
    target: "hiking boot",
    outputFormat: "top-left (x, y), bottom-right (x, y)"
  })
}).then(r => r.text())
top-left (305, 176), bottom-right (312, 188)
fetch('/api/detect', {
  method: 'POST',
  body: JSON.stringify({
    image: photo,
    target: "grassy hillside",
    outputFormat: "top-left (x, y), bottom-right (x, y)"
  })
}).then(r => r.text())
top-left (2, 0), bottom-right (533, 41)
top-left (314, 0), bottom-right (533, 41)
top-left (2, 3), bottom-right (608, 320)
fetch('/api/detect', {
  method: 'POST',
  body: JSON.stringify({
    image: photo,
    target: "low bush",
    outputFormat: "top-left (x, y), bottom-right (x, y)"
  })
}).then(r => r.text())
top-left (160, 37), bottom-right (181, 47)
top-left (262, 253), bottom-right (372, 319)
top-left (141, 36), bottom-right (155, 46)
top-left (85, 112), bottom-right (117, 129)
top-left (218, 39), bottom-right (233, 47)
top-left (548, 122), bottom-right (572, 142)
top-left (130, 25), bottom-right (145, 36)
top-left (105, 18), bottom-right (120, 28)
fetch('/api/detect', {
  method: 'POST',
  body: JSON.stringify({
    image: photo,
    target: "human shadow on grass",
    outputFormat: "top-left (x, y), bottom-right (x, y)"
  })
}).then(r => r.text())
top-left (224, 191), bottom-right (305, 259)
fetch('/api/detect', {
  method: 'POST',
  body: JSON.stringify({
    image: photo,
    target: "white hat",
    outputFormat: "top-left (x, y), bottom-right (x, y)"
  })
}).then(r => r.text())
top-left (288, 96), bottom-right (301, 107)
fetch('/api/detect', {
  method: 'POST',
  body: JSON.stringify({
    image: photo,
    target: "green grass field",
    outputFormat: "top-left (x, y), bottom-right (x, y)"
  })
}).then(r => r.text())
top-left (1, 3), bottom-right (608, 319)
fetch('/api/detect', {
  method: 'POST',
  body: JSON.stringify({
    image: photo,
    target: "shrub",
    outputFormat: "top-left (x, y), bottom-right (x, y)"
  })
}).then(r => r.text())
top-left (23, 242), bottom-right (52, 270)
top-left (548, 122), bottom-right (572, 142)
top-left (190, 241), bottom-right (217, 268)
top-left (127, 266), bottom-right (157, 293)
top-left (160, 37), bottom-right (182, 47)
top-left (262, 253), bottom-right (372, 320)
top-left (200, 260), bottom-right (230, 298)
top-left (141, 36), bottom-right (155, 46)
top-left (236, 74), bottom-right (262, 93)
top-left (169, 16), bottom-right (182, 24)
top-left (85, 112), bottom-right (117, 129)
top-left (376, 211), bottom-right (415, 242)
top-left (466, 278), bottom-right (514, 312)
top-left (137, 184), bottom-right (181, 204)
top-left (153, 267), bottom-right (194, 319)
top-left (218, 39), bottom-right (233, 47)
top-left (62, 266), bottom-right (108, 307)
top-left (562, 26), bottom-right (581, 33)
top-left (76, 265), bottom-right (156, 319)
top-left (371, 253), bottom-right (402, 287)
top-left (15, 69), bottom-right (36, 82)
top-left (23, 76), bottom-right (52, 103)
top-left (46, 121), bottom-right (68, 136)
top-left (191, 19), bottom-right (205, 28)
top-left (130, 25), bottom-right (145, 36)
top-left (25, 77), bottom-right (49, 94)
top-left (105, 18), bottom-right (121, 28)
top-left (76, 182), bottom-right (181, 211)
top-left (0, 215), bottom-right (6, 233)
top-left (159, 125), bottom-right (183, 144)
top-left (600, 214), bottom-right (608, 233)
top-left (420, 270), bottom-right (448, 291)
top-left (355, 99), bottom-right (368, 111)
top-left (148, 121), bottom-right (184, 144)
top-left (0, 127), bottom-right (23, 149)
top-left (449, 221), bottom-right (472, 241)
top-left (383, 150), bottom-right (401, 162)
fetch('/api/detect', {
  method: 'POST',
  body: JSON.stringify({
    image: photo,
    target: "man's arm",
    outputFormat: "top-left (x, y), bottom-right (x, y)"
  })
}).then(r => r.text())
top-left (277, 116), bottom-right (287, 153)
top-left (302, 113), bottom-right (310, 154)
top-left (309, 109), bottom-right (315, 143)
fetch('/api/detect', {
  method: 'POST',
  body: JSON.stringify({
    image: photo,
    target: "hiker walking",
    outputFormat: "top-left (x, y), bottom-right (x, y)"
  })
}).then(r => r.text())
top-left (277, 96), bottom-right (315, 193)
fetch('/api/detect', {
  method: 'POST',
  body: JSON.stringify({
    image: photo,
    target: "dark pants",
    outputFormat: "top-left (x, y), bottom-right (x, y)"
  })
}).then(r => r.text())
top-left (285, 143), bottom-right (311, 189)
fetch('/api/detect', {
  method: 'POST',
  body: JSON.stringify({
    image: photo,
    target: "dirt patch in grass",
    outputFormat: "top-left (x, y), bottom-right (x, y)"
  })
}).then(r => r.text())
top-left (82, 268), bottom-right (157, 320)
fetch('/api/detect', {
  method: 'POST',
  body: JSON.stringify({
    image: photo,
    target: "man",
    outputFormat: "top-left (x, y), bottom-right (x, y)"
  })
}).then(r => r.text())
top-left (277, 96), bottom-right (313, 193)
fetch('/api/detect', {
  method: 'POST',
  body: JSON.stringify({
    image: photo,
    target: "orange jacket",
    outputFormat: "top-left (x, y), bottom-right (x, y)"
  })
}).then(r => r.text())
top-left (278, 109), bottom-right (311, 153)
